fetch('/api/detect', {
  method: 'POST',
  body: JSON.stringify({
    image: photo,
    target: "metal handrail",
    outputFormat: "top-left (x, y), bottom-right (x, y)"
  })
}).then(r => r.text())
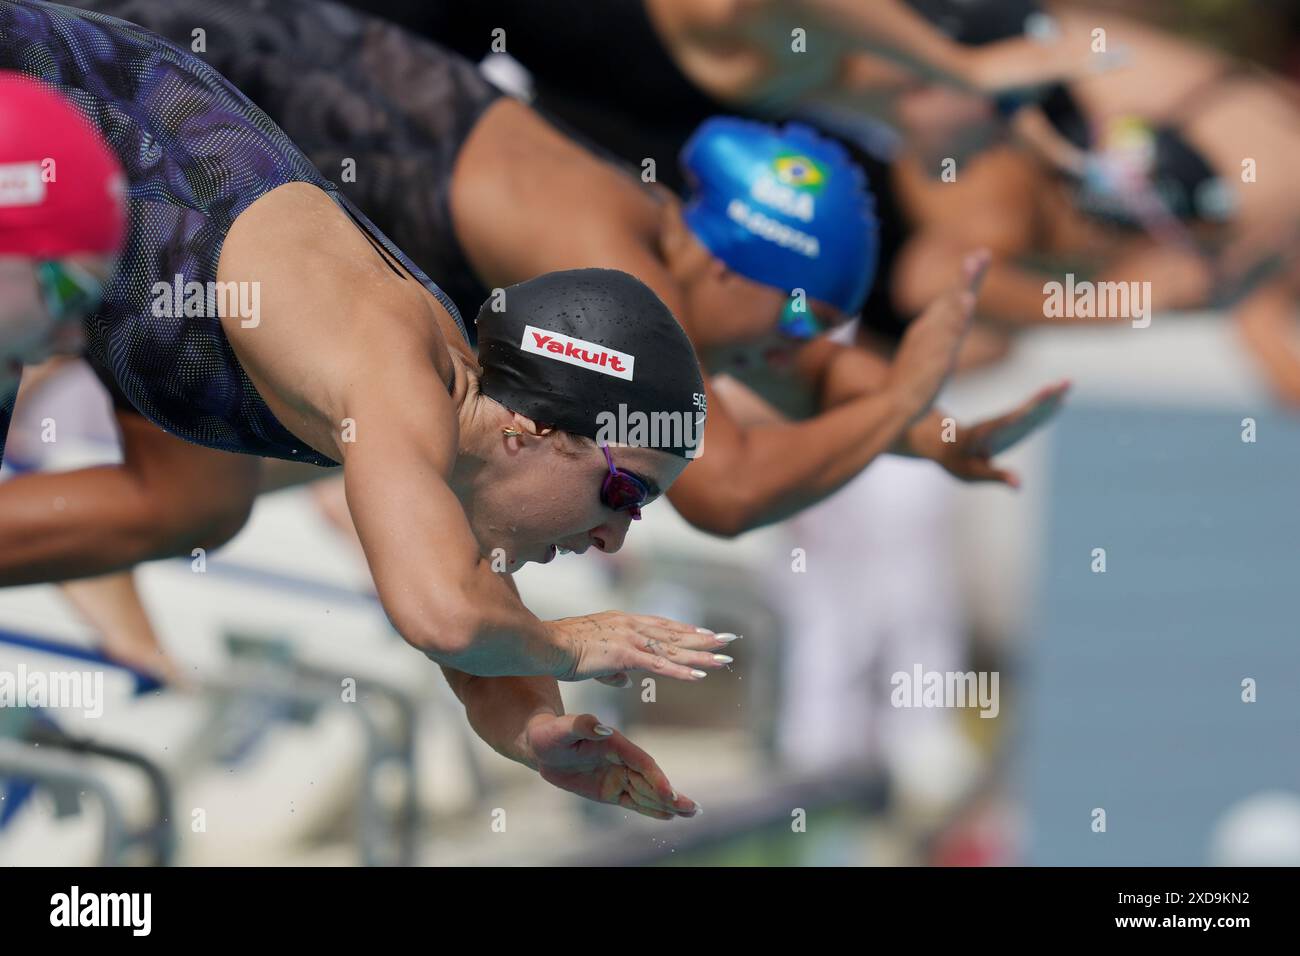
top-left (0, 739), bottom-right (132, 865)
top-left (0, 628), bottom-right (421, 866)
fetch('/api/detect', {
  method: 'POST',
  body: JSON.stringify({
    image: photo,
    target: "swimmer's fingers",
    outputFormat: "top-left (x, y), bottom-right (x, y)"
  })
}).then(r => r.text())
top-left (618, 792), bottom-right (673, 821)
top-left (617, 752), bottom-right (700, 818)
top-left (622, 765), bottom-right (678, 818)
top-left (636, 623), bottom-right (734, 656)
top-left (603, 614), bottom-right (738, 678)
top-left (971, 379), bottom-right (1071, 457)
top-left (626, 614), bottom-right (730, 650)
top-left (600, 729), bottom-right (674, 801)
top-left (624, 648), bottom-right (716, 683)
top-left (587, 725), bottom-right (697, 817)
top-left (533, 718), bottom-right (679, 818)
top-left (597, 626), bottom-right (742, 687)
top-left (961, 249), bottom-right (992, 294)
top-left (957, 458), bottom-right (1021, 489)
top-left (548, 613), bottom-right (730, 682)
top-left (635, 629), bottom-right (733, 673)
top-left (608, 771), bottom-right (683, 820)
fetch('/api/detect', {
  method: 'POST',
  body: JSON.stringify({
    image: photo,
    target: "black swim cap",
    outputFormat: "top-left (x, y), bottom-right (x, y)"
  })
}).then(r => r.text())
top-left (1149, 128), bottom-right (1235, 223)
top-left (1039, 84), bottom-right (1093, 149)
top-left (475, 269), bottom-right (707, 459)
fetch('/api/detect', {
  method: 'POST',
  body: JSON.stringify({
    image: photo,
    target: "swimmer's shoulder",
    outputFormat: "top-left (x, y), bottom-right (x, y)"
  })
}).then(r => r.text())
top-left (222, 180), bottom-right (465, 377)
top-left (222, 182), bottom-right (353, 283)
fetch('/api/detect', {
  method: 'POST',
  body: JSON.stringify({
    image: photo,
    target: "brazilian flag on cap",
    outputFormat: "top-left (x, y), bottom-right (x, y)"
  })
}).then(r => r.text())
top-left (773, 153), bottom-right (827, 192)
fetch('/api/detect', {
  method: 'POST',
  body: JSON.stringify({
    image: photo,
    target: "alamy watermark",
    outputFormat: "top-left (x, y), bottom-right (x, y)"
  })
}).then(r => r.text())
top-left (1043, 274), bottom-right (1151, 329)
top-left (595, 401), bottom-right (707, 459)
top-left (151, 274), bottom-right (261, 328)
top-left (890, 665), bottom-right (1000, 719)
top-left (50, 886), bottom-right (151, 936)
top-left (0, 665), bottom-right (104, 718)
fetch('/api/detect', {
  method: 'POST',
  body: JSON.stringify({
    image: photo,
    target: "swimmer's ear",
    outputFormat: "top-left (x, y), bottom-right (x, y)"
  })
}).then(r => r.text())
top-left (507, 411), bottom-right (555, 438)
top-left (708, 256), bottom-right (735, 283)
top-left (656, 196), bottom-right (698, 261)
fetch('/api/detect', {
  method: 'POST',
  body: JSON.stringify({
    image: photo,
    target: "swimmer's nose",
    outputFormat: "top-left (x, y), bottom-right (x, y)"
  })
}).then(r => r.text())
top-left (590, 513), bottom-right (633, 554)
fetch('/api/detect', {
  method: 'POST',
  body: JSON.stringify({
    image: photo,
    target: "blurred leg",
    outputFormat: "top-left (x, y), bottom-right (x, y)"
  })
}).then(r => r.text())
top-left (59, 572), bottom-right (180, 682)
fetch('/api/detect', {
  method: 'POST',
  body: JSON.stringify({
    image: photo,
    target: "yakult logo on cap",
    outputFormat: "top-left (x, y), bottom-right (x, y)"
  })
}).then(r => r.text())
top-left (522, 325), bottom-right (635, 381)
top-left (0, 162), bottom-right (46, 207)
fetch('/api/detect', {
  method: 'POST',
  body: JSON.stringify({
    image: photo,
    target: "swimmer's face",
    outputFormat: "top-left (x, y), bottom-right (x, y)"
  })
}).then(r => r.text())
top-left (686, 260), bottom-right (844, 347)
top-left (0, 254), bottom-right (109, 393)
top-left (468, 430), bottom-right (688, 570)
top-left (895, 85), bottom-right (1001, 159)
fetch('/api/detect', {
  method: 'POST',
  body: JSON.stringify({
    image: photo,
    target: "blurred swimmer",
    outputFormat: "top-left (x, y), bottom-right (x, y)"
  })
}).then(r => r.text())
top-left (885, 3), bottom-right (1300, 404)
top-left (0, 70), bottom-right (125, 455)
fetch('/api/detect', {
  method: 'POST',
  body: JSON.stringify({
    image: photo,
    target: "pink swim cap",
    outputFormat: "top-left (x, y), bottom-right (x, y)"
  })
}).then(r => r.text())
top-left (0, 71), bottom-right (126, 258)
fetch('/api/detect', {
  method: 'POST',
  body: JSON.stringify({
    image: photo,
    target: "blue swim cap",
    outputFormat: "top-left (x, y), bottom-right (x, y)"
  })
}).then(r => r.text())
top-left (680, 117), bottom-right (879, 316)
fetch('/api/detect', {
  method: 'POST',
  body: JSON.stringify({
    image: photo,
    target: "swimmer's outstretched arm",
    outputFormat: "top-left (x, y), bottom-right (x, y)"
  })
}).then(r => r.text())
top-left (897, 232), bottom-right (1209, 327)
top-left (796, 0), bottom-right (1101, 94)
top-left (811, 323), bottom-right (1069, 477)
top-left (438, 587), bottom-right (699, 819)
top-left (322, 311), bottom-right (720, 684)
top-left (0, 409), bottom-right (259, 585)
top-left (664, 254), bottom-right (986, 535)
top-left (984, 249), bottom-right (1207, 323)
top-left (340, 400), bottom-right (726, 681)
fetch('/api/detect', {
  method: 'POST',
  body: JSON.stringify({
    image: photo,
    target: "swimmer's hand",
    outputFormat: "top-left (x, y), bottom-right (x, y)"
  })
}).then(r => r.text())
top-left (887, 250), bottom-right (988, 421)
top-left (923, 380), bottom-right (1071, 487)
top-left (525, 713), bottom-right (700, 820)
top-left (545, 612), bottom-right (734, 683)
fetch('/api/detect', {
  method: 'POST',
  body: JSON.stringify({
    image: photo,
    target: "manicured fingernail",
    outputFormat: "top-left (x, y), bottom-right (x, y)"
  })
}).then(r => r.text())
top-left (690, 804), bottom-right (702, 815)
top-left (715, 633), bottom-right (742, 643)
top-left (696, 627), bottom-right (714, 634)
top-left (670, 790), bottom-right (677, 800)
top-left (691, 670), bottom-right (707, 679)
top-left (713, 654), bottom-right (733, 664)
top-left (594, 724), bottom-right (614, 736)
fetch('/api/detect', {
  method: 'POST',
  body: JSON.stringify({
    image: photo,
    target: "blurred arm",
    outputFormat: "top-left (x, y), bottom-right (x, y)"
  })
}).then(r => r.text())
top-left (796, 336), bottom-right (963, 456)
top-left (800, 0), bottom-right (1100, 92)
top-left (895, 232), bottom-right (1196, 329)
top-left (667, 350), bottom-right (917, 535)
top-left (800, 0), bottom-right (979, 86)
top-left (1234, 280), bottom-right (1300, 408)
top-left (805, 333), bottom-right (1066, 486)
top-left (0, 409), bottom-right (259, 585)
